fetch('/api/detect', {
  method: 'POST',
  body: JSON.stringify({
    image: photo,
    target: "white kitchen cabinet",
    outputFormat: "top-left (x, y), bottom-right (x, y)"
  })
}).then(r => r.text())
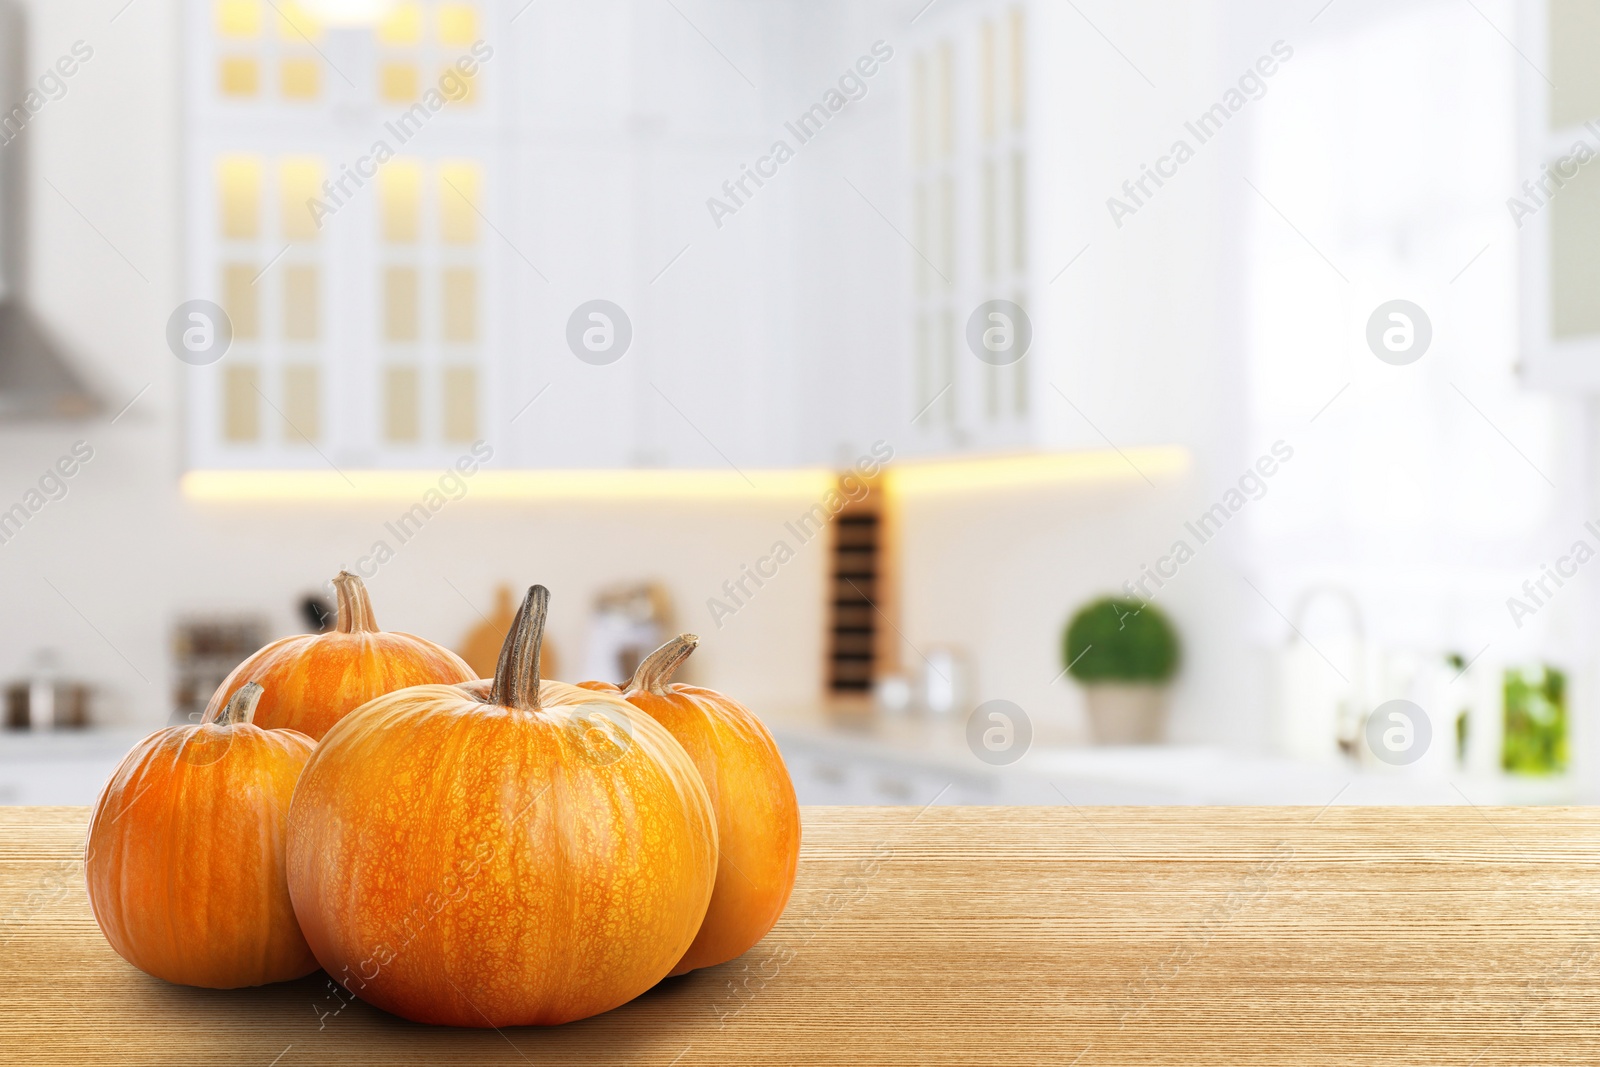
top-left (1519, 0), bottom-right (1600, 388)
top-left (180, 0), bottom-right (1181, 474)
top-left (778, 733), bottom-right (999, 806)
top-left (183, 0), bottom-right (795, 473)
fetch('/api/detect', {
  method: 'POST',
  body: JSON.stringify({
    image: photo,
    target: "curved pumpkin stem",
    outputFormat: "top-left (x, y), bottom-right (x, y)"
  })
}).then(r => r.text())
top-left (214, 682), bottom-right (265, 726)
top-left (333, 571), bottom-right (379, 634)
top-left (628, 634), bottom-right (698, 695)
top-left (490, 585), bottom-right (549, 711)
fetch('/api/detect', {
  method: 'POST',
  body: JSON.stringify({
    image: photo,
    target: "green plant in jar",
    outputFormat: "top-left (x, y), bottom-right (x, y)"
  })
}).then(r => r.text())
top-left (1502, 665), bottom-right (1567, 775)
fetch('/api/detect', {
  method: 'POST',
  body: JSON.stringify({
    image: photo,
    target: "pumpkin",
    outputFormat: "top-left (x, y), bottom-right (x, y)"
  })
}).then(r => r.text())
top-left (285, 585), bottom-right (718, 1027)
top-left (613, 635), bottom-right (800, 974)
top-left (205, 570), bottom-right (475, 740)
top-left (84, 683), bottom-right (318, 988)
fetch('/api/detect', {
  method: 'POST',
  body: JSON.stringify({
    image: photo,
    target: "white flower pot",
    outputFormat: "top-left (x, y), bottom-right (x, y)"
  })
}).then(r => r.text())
top-left (1083, 683), bottom-right (1169, 745)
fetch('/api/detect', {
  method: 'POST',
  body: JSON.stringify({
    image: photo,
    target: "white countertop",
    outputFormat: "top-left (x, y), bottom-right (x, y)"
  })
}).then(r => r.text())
top-left (762, 703), bottom-right (1585, 807)
top-left (0, 713), bottom-right (1583, 807)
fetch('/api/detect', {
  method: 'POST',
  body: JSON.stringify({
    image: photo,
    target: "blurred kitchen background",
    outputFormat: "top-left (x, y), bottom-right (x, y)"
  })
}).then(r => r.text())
top-left (0, 0), bottom-right (1593, 806)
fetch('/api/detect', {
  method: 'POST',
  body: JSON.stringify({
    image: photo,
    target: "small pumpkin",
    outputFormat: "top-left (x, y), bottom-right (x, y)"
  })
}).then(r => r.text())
top-left (85, 684), bottom-right (318, 988)
top-left (205, 571), bottom-right (475, 740)
top-left (285, 585), bottom-right (717, 1027)
top-left (613, 635), bottom-right (800, 974)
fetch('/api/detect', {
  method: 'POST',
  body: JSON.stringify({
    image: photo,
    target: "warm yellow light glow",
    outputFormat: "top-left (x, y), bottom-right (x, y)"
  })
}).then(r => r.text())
top-left (885, 447), bottom-right (1190, 497)
top-left (375, 1), bottom-right (421, 41)
top-left (217, 155), bottom-right (262, 239)
top-left (216, 0), bottom-right (262, 38)
top-left (279, 157), bottom-right (325, 241)
top-left (219, 56), bottom-right (260, 97)
top-left (439, 161), bottom-right (480, 243)
top-left (280, 57), bottom-right (321, 99)
top-left (298, 0), bottom-right (392, 27)
top-left (380, 62), bottom-right (420, 103)
top-left (183, 448), bottom-right (1189, 503)
top-left (437, 5), bottom-right (478, 45)
top-left (275, 1), bottom-right (322, 40)
top-left (379, 159), bottom-right (421, 241)
top-left (182, 468), bottom-right (841, 503)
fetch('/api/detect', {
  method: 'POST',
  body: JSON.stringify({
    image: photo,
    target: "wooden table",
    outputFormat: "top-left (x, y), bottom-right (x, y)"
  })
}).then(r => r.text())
top-left (4, 805), bottom-right (1600, 1065)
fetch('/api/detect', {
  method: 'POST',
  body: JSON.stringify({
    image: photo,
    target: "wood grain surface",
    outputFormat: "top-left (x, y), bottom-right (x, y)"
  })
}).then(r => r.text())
top-left (4, 804), bottom-right (1600, 1065)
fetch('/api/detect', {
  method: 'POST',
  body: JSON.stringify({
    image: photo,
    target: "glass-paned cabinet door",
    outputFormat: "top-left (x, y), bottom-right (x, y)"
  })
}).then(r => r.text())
top-left (183, 0), bottom-right (504, 470)
top-left (1520, 0), bottom-right (1600, 386)
top-left (906, 3), bottom-right (1033, 456)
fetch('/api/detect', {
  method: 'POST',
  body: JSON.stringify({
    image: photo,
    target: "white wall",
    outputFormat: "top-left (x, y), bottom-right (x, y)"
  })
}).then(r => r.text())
top-left (0, 427), bottom-right (836, 724)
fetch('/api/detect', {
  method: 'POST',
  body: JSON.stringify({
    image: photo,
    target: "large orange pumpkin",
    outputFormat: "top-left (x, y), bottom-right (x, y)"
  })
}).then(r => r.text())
top-left (612, 635), bottom-right (800, 974)
top-left (285, 585), bottom-right (718, 1027)
top-left (85, 684), bottom-right (318, 988)
top-left (205, 570), bottom-right (475, 740)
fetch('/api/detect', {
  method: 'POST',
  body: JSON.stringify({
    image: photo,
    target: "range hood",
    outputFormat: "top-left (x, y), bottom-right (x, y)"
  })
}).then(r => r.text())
top-left (0, 0), bottom-right (99, 420)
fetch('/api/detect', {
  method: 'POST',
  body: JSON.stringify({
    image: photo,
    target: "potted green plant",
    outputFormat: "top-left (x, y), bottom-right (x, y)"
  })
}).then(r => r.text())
top-left (1063, 597), bottom-right (1181, 744)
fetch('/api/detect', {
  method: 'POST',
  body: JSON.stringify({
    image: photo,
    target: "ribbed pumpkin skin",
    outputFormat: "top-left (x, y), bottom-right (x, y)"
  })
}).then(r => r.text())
top-left (85, 722), bottom-right (317, 988)
top-left (285, 681), bottom-right (718, 1027)
top-left (624, 684), bottom-right (800, 974)
top-left (205, 630), bottom-right (475, 740)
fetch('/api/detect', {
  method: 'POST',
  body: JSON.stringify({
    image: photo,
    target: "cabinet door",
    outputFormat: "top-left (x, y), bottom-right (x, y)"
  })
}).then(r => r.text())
top-left (505, 0), bottom-right (786, 469)
top-left (1520, 0), bottom-right (1600, 387)
top-left (775, 733), bottom-right (998, 806)
top-left (897, 7), bottom-right (1039, 459)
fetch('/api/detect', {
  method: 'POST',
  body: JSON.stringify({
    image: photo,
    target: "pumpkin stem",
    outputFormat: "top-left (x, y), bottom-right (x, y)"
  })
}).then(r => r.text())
top-left (333, 571), bottom-right (380, 634)
top-left (628, 634), bottom-right (698, 695)
top-left (490, 585), bottom-right (549, 711)
top-left (214, 682), bottom-right (265, 726)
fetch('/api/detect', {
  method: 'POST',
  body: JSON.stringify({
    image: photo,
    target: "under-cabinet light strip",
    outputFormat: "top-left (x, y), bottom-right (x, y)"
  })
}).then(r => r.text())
top-left (181, 447), bottom-right (1190, 502)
